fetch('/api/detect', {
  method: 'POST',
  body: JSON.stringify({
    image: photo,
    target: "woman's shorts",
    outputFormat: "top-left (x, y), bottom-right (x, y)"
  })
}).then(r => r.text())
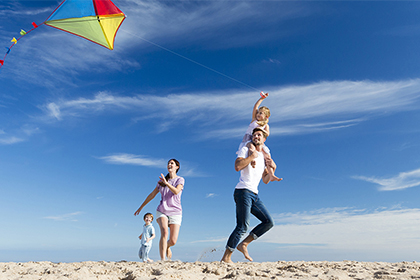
top-left (156, 210), bottom-right (182, 225)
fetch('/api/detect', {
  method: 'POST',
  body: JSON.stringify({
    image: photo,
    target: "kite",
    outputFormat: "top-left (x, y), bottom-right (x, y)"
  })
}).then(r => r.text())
top-left (0, 0), bottom-right (126, 70)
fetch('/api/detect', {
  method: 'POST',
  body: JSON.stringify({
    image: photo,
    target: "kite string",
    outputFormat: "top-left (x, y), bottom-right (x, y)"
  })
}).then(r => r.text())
top-left (0, 0), bottom-right (60, 70)
top-left (0, 22), bottom-right (44, 70)
top-left (122, 30), bottom-right (261, 93)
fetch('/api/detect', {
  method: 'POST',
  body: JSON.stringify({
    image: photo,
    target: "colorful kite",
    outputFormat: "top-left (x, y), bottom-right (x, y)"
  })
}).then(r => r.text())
top-left (0, 0), bottom-right (126, 70)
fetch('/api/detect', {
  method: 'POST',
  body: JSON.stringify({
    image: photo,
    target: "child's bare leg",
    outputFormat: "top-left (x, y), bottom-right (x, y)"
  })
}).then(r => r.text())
top-left (246, 142), bottom-right (257, 168)
top-left (263, 151), bottom-right (282, 182)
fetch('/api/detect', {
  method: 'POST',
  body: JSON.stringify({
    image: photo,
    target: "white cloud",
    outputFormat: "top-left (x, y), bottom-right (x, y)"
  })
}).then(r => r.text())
top-left (46, 103), bottom-right (61, 120)
top-left (191, 237), bottom-right (227, 244)
top-left (261, 207), bottom-right (420, 255)
top-left (41, 79), bottom-right (420, 138)
top-left (206, 193), bottom-right (218, 198)
top-left (353, 168), bottom-right (420, 191)
top-left (120, 0), bottom-right (312, 50)
top-left (97, 153), bottom-right (207, 178)
top-left (0, 136), bottom-right (24, 145)
top-left (3, 0), bottom-right (309, 86)
top-left (98, 153), bottom-right (167, 168)
top-left (43, 212), bottom-right (83, 222)
top-left (263, 58), bottom-right (281, 64)
top-left (0, 126), bottom-right (40, 145)
top-left (0, 3), bottom-right (51, 17)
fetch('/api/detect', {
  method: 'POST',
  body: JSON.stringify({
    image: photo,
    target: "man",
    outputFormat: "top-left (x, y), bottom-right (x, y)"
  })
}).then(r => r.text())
top-left (221, 127), bottom-right (279, 263)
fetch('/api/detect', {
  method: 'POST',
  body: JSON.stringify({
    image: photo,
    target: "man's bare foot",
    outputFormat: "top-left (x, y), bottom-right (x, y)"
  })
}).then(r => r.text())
top-left (237, 242), bottom-right (253, 262)
top-left (166, 247), bottom-right (172, 260)
top-left (221, 249), bottom-right (234, 263)
top-left (147, 258), bottom-right (154, 263)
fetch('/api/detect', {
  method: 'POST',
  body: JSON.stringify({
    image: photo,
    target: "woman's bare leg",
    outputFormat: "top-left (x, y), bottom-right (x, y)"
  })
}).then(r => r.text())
top-left (166, 224), bottom-right (180, 260)
top-left (157, 217), bottom-right (169, 261)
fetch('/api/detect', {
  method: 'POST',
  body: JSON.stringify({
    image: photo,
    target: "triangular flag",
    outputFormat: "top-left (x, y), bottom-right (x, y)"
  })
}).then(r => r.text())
top-left (0, 60), bottom-right (4, 66)
top-left (32, 22), bottom-right (38, 28)
top-left (11, 38), bottom-right (17, 44)
top-left (20, 29), bottom-right (27, 36)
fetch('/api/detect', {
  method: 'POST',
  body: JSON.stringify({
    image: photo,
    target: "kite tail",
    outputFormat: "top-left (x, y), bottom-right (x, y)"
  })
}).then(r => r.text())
top-left (0, 22), bottom-right (43, 71)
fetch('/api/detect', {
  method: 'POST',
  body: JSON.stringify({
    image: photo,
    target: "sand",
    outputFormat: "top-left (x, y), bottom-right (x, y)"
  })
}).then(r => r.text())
top-left (1, 260), bottom-right (420, 280)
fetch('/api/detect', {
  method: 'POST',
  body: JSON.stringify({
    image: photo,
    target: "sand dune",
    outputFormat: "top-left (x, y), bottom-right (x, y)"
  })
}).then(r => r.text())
top-left (1, 260), bottom-right (420, 279)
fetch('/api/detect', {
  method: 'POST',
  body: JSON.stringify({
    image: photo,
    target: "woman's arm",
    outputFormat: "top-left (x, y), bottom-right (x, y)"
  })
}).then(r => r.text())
top-left (159, 174), bottom-right (184, 195)
top-left (251, 93), bottom-right (268, 121)
top-left (134, 187), bottom-right (159, 216)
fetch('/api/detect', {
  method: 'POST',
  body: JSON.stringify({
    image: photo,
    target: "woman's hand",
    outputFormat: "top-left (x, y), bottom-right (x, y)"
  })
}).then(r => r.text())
top-left (134, 207), bottom-right (142, 216)
top-left (159, 173), bottom-right (168, 187)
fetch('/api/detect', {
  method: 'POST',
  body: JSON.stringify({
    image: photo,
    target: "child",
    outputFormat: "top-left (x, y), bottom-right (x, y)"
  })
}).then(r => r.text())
top-left (138, 213), bottom-right (156, 263)
top-left (237, 92), bottom-right (282, 182)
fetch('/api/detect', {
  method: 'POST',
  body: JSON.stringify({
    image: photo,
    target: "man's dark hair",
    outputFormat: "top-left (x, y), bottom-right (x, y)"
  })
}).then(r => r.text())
top-left (252, 127), bottom-right (268, 138)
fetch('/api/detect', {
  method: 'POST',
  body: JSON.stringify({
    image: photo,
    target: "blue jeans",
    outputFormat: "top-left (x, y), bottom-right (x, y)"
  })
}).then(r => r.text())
top-left (226, 189), bottom-right (274, 251)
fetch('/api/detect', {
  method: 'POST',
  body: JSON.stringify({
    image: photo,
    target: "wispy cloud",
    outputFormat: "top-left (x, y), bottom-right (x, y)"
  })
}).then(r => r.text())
top-left (191, 237), bottom-right (227, 244)
top-left (0, 126), bottom-right (40, 145)
top-left (206, 193), bottom-right (218, 198)
top-left (98, 153), bottom-right (167, 168)
top-left (41, 79), bottom-right (420, 138)
top-left (353, 168), bottom-right (420, 191)
top-left (3, 0), bottom-right (310, 86)
top-left (262, 207), bottom-right (420, 254)
top-left (0, 136), bottom-right (24, 145)
top-left (0, 4), bottom-right (51, 17)
top-left (43, 211), bottom-right (83, 222)
top-left (121, 0), bottom-right (312, 50)
top-left (97, 153), bottom-right (208, 177)
top-left (263, 58), bottom-right (281, 64)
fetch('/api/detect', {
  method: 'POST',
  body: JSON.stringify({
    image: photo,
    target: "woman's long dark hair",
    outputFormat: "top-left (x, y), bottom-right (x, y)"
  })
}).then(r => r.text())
top-left (158, 159), bottom-right (180, 186)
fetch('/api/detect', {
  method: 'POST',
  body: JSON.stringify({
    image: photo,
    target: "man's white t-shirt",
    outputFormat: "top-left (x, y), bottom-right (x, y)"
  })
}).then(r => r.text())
top-left (235, 146), bottom-right (267, 194)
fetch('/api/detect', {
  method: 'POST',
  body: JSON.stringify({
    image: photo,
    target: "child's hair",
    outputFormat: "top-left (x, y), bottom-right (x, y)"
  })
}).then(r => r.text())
top-left (158, 159), bottom-right (180, 187)
top-left (256, 106), bottom-right (270, 127)
top-left (144, 213), bottom-right (154, 221)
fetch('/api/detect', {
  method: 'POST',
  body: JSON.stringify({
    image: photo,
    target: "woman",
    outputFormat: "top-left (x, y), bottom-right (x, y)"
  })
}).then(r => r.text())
top-left (134, 159), bottom-right (185, 261)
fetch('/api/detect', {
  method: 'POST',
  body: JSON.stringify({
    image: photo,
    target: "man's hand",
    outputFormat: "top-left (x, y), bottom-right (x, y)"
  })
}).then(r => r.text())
top-left (249, 144), bottom-right (257, 168)
top-left (264, 157), bottom-right (276, 169)
top-left (248, 144), bottom-right (258, 160)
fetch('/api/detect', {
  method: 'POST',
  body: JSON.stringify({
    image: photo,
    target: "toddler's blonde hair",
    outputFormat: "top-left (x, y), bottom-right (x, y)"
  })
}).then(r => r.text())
top-left (256, 106), bottom-right (270, 127)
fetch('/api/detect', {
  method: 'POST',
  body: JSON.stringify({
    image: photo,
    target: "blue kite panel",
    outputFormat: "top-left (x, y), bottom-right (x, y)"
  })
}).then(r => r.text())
top-left (46, 0), bottom-right (96, 21)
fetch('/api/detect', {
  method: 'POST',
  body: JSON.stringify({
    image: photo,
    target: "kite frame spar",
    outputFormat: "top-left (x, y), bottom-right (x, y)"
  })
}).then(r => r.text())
top-left (0, 0), bottom-right (125, 70)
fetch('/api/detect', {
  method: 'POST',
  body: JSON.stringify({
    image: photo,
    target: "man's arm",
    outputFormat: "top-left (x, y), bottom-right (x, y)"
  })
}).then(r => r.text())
top-left (235, 145), bottom-right (258, 171)
top-left (235, 156), bottom-right (254, 171)
top-left (235, 144), bottom-right (259, 171)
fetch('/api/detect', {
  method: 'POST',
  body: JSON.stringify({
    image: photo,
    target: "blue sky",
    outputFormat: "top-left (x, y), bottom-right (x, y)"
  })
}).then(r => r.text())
top-left (1, 0), bottom-right (420, 263)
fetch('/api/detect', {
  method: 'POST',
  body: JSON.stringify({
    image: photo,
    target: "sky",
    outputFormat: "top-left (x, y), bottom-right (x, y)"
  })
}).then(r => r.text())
top-left (1, 0), bottom-right (420, 263)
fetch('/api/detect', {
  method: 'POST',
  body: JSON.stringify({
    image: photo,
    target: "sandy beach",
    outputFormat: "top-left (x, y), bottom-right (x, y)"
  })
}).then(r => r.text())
top-left (1, 260), bottom-right (420, 280)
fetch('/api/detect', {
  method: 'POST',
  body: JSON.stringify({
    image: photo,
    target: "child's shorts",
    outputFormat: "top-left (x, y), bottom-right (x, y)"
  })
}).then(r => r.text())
top-left (156, 210), bottom-right (182, 225)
